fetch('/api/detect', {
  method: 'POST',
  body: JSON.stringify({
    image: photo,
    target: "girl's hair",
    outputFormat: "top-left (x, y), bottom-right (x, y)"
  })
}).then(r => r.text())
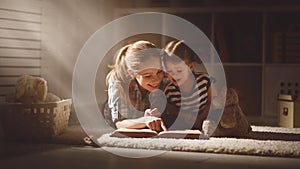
top-left (106, 40), bottom-right (162, 91)
top-left (164, 40), bottom-right (201, 64)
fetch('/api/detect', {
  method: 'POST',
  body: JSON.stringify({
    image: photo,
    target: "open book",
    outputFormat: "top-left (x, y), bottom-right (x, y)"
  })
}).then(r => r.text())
top-left (110, 128), bottom-right (208, 139)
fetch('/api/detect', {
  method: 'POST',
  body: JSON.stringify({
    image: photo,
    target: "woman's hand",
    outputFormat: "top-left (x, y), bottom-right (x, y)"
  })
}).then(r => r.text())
top-left (115, 116), bottom-right (167, 132)
top-left (144, 108), bottom-right (161, 117)
top-left (144, 116), bottom-right (167, 132)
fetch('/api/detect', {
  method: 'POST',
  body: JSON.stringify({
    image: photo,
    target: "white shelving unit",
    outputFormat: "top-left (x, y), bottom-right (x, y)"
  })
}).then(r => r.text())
top-left (114, 5), bottom-right (300, 124)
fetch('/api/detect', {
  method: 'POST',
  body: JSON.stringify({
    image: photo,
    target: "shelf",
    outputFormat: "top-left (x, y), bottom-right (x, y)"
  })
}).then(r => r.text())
top-left (222, 63), bottom-right (262, 67)
top-left (214, 12), bottom-right (262, 63)
top-left (247, 116), bottom-right (278, 126)
top-left (265, 63), bottom-right (300, 67)
top-left (175, 13), bottom-right (212, 40)
top-left (266, 12), bottom-right (300, 63)
top-left (115, 5), bottom-right (300, 118)
top-left (199, 62), bottom-right (262, 68)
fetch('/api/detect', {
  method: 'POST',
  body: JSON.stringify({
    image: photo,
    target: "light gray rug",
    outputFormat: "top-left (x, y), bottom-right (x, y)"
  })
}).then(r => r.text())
top-left (97, 126), bottom-right (300, 158)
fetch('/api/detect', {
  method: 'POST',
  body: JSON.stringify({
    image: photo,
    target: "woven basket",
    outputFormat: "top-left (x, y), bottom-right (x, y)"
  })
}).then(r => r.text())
top-left (0, 99), bottom-right (71, 140)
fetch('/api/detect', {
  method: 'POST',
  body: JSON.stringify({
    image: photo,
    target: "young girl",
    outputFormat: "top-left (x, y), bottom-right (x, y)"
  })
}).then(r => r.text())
top-left (162, 40), bottom-right (212, 130)
top-left (106, 40), bottom-right (167, 132)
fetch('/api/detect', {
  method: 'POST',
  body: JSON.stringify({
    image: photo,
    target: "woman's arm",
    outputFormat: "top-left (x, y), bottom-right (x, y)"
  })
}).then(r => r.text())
top-left (107, 78), bottom-right (135, 125)
top-left (115, 117), bottom-right (147, 129)
top-left (107, 80), bottom-right (166, 132)
top-left (115, 116), bottom-right (167, 132)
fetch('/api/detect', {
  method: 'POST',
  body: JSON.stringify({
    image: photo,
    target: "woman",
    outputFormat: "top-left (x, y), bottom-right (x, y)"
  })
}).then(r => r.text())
top-left (106, 40), bottom-right (167, 132)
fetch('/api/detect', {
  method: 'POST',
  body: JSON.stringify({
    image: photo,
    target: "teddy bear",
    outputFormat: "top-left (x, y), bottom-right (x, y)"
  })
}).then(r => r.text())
top-left (202, 88), bottom-right (252, 137)
top-left (15, 75), bottom-right (47, 104)
top-left (8, 75), bottom-right (61, 104)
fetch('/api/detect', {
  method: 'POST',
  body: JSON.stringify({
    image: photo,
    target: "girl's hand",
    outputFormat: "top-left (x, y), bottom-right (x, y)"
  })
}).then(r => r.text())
top-left (144, 116), bottom-right (167, 132)
top-left (144, 108), bottom-right (161, 117)
top-left (202, 119), bottom-right (217, 136)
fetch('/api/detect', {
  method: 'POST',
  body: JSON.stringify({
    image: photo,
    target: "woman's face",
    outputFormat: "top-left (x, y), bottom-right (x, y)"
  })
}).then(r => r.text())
top-left (134, 57), bottom-right (164, 92)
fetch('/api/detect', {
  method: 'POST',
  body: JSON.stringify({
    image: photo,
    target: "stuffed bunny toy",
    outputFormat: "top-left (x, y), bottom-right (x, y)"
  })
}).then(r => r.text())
top-left (203, 88), bottom-right (252, 137)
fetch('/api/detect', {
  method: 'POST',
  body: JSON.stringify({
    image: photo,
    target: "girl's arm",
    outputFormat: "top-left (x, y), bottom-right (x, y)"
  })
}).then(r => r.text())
top-left (193, 84), bottom-right (212, 129)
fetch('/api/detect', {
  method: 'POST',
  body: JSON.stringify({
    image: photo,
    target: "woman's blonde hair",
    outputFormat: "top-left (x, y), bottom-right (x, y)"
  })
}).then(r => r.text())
top-left (164, 40), bottom-right (201, 64)
top-left (106, 40), bottom-right (162, 94)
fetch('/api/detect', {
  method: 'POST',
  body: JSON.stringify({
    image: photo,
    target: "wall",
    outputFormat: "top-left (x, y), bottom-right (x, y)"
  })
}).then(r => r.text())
top-left (41, 0), bottom-right (116, 124)
top-left (0, 0), bottom-right (153, 135)
top-left (0, 0), bottom-right (42, 102)
top-left (0, 0), bottom-right (43, 140)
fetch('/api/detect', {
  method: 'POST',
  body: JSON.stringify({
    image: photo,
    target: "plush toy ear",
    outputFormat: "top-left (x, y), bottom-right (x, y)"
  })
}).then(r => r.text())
top-left (36, 77), bottom-right (47, 101)
top-left (227, 88), bottom-right (239, 105)
top-left (15, 75), bottom-right (28, 99)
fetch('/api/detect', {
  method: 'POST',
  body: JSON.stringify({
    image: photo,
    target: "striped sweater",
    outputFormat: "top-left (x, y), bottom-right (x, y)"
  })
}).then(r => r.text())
top-left (164, 73), bottom-right (211, 115)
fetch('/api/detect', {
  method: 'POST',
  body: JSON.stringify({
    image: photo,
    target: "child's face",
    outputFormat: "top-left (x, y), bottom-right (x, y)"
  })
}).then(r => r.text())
top-left (134, 57), bottom-right (164, 92)
top-left (165, 60), bottom-right (193, 87)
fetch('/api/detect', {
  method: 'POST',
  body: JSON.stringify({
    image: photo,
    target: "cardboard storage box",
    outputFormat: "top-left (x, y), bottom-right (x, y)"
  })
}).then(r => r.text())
top-left (278, 94), bottom-right (300, 128)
